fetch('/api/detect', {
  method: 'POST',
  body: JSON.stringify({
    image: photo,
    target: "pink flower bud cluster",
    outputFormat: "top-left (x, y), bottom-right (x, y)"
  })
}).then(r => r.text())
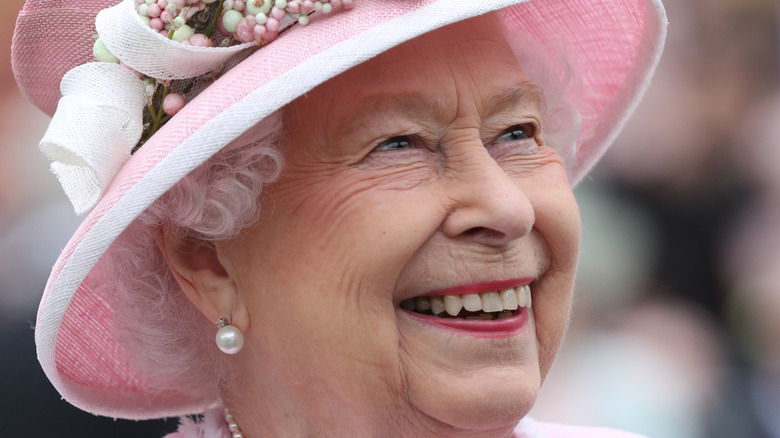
top-left (136, 0), bottom-right (212, 45)
top-left (136, 0), bottom-right (354, 47)
top-left (220, 0), bottom-right (354, 44)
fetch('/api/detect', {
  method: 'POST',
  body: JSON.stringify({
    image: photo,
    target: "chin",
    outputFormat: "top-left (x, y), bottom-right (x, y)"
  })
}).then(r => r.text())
top-left (407, 363), bottom-right (541, 433)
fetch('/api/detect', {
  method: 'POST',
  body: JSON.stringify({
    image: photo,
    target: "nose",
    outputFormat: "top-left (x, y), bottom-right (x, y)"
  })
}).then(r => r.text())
top-left (440, 147), bottom-right (534, 247)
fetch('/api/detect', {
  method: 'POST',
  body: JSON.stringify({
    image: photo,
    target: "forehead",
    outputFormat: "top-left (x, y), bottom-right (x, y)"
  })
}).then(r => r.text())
top-left (327, 13), bottom-right (524, 98)
top-left (285, 13), bottom-right (538, 144)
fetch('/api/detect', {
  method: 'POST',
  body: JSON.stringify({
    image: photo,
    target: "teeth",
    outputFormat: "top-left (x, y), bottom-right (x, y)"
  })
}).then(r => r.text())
top-left (430, 296), bottom-right (445, 315)
top-left (516, 286), bottom-right (526, 308)
top-left (443, 295), bottom-right (463, 316)
top-left (515, 285), bottom-right (532, 309)
top-left (501, 288), bottom-right (518, 310)
top-left (481, 292), bottom-right (503, 313)
top-left (401, 284), bottom-right (533, 317)
top-left (415, 296), bottom-right (431, 312)
top-left (462, 293), bottom-right (482, 312)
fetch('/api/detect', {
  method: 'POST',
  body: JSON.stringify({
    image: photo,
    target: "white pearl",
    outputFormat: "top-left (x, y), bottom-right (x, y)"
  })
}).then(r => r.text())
top-left (321, 2), bottom-right (332, 13)
top-left (216, 325), bottom-right (244, 354)
top-left (222, 9), bottom-right (244, 33)
top-left (224, 0), bottom-right (235, 9)
top-left (247, 0), bottom-right (272, 15)
top-left (275, 0), bottom-right (287, 8)
top-left (172, 24), bottom-right (194, 41)
top-left (255, 12), bottom-right (268, 24)
top-left (93, 39), bottom-right (119, 63)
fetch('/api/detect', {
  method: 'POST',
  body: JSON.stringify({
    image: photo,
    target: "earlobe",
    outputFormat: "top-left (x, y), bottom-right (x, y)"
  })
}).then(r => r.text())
top-left (153, 226), bottom-right (249, 332)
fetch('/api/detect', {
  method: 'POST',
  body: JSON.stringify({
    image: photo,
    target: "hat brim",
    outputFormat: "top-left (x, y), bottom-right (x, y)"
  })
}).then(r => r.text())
top-left (19, 0), bottom-right (666, 419)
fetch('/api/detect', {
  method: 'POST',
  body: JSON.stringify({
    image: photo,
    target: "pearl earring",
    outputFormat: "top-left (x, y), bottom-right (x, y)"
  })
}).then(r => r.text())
top-left (215, 317), bottom-right (244, 355)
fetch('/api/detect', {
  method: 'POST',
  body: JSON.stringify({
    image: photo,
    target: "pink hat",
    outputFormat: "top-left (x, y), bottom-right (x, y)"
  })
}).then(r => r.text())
top-left (12, 0), bottom-right (667, 420)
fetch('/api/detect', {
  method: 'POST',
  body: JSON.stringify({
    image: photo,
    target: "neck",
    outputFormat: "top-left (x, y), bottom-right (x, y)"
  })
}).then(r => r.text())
top-left (222, 389), bottom-right (518, 438)
top-left (221, 349), bottom-right (520, 437)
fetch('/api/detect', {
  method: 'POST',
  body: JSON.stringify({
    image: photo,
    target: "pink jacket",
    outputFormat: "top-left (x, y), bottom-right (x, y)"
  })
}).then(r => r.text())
top-left (164, 409), bottom-right (648, 438)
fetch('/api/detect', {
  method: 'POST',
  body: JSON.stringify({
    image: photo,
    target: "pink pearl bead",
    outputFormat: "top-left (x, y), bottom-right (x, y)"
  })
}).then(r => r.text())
top-left (160, 10), bottom-right (170, 22)
top-left (163, 93), bottom-right (186, 116)
top-left (330, 0), bottom-right (341, 8)
top-left (235, 18), bottom-right (254, 42)
top-left (150, 17), bottom-right (164, 30)
top-left (265, 17), bottom-right (280, 32)
top-left (253, 24), bottom-right (266, 41)
top-left (189, 33), bottom-right (211, 46)
top-left (271, 6), bottom-right (285, 19)
top-left (159, 29), bottom-right (170, 36)
top-left (287, 1), bottom-right (300, 13)
top-left (147, 3), bottom-right (161, 17)
top-left (244, 14), bottom-right (256, 26)
top-left (172, 0), bottom-right (186, 6)
top-left (342, 0), bottom-right (353, 9)
top-left (302, 0), bottom-right (313, 12)
top-left (158, 0), bottom-right (168, 8)
top-left (233, 0), bottom-right (245, 11)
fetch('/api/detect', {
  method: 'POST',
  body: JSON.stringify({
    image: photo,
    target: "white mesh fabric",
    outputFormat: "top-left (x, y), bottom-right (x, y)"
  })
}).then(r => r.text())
top-left (96, 0), bottom-right (253, 80)
top-left (39, 62), bottom-right (146, 215)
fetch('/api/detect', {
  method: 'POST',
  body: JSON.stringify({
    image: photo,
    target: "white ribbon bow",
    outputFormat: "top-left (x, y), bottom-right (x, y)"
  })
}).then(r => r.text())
top-left (41, 0), bottom-right (254, 215)
top-left (40, 62), bottom-right (146, 215)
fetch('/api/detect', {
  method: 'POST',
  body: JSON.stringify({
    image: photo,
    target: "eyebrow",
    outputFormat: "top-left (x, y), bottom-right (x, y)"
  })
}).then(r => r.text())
top-left (485, 81), bottom-right (546, 116)
top-left (337, 81), bottom-right (546, 138)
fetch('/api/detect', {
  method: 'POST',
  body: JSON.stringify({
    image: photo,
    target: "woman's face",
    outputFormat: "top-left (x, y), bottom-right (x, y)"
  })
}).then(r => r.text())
top-left (219, 14), bottom-right (580, 437)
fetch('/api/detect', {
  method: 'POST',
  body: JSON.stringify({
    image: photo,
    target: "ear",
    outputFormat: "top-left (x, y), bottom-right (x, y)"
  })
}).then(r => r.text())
top-left (152, 226), bottom-right (250, 331)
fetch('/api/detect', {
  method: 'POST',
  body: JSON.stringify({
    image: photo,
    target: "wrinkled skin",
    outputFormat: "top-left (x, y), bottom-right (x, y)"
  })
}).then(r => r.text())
top-left (170, 12), bottom-right (580, 438)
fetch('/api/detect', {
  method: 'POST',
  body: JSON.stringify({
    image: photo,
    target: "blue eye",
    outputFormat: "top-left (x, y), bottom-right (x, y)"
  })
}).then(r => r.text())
top-left (375, 135), bottom-right (415, 152)
top-left (497, 124), bottom-right (535, 143)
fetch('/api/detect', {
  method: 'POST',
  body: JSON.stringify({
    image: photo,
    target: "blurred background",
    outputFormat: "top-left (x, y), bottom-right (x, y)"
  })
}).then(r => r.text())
top-left (2, 0), bottom-right (779, 436)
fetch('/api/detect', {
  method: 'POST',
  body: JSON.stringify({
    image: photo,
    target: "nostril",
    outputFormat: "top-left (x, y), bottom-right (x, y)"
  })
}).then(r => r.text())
top-left (464, 227), bottom-right (484, 235)
top-left (464, 227), bottom-right (505, 241)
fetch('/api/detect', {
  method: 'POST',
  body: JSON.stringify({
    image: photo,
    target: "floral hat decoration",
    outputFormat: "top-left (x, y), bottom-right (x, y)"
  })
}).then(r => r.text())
top-left (12, 0), bottom-right (667, 420)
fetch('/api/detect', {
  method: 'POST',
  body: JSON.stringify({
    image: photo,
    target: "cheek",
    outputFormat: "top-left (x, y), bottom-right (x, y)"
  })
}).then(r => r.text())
top-left (269, 168), bottom-right (449, 281)
top-left (523, 164), bottom-right (581, 378)
top-left (228, 171), bottom-right (451, 389)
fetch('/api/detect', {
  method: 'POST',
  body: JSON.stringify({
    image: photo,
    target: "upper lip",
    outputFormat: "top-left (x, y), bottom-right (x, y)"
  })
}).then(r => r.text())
top-left (411, 277), bottom-right (534, 299)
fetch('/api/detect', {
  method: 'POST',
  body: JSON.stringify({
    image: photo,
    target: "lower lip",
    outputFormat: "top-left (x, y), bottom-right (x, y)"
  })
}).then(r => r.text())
top-left (402, 308), bottom-right (530, 338)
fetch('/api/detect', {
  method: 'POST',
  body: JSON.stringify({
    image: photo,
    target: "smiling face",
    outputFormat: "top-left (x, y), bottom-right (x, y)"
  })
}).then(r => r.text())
top-left (217, 13), bottom-right (581, 438)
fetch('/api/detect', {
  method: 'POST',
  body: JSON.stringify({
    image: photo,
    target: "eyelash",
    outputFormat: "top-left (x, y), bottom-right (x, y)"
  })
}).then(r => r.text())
top-left (374, 135), bottom-right (420, 152)
top-left (493, 123), bottom-right (537, 144)
top-left (373, 123), bottom-right (538, 153)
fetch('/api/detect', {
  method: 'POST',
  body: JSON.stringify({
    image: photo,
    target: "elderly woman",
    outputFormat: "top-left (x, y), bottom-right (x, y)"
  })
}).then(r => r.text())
top-left (12, 0), bottom-right (666, 436)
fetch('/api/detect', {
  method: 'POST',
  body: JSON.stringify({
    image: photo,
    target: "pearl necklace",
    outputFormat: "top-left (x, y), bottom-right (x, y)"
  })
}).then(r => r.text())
top-left (224, 408), bottom-right (246, 438)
